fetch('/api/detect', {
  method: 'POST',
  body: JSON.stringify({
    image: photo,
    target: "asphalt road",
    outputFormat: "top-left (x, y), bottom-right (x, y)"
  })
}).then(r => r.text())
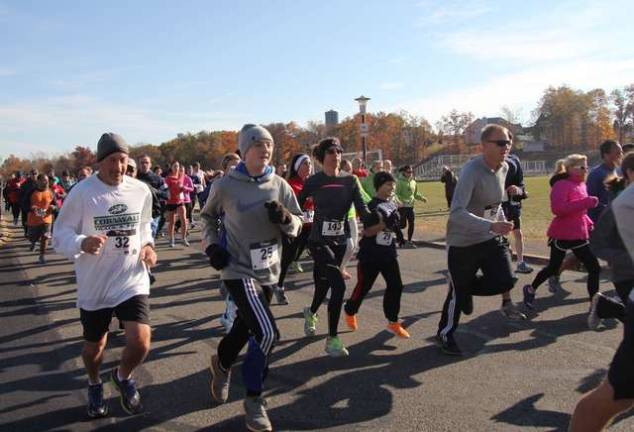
top-left (1, 221), bottom-right (632, 432)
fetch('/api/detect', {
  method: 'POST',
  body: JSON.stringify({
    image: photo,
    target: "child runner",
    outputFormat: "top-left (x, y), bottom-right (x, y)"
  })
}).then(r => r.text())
top-left (344, 172), bottom-right (410, 338)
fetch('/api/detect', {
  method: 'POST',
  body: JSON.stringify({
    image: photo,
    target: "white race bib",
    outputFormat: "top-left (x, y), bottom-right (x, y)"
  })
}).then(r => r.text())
top-left (103, 231), bottom-right (139, 257)
top-left (376, 231), bottom-right (395, 246)
top-left (483, 204), bottom-right (502, 222)
top-left (249, 241), bottom-right (280, 272)
top-left (303, 210), bottom-right (314, 223)
top-left (322, 219), bottom-right (345, 237)
top-left (34, 208), bottom-right (47, 218)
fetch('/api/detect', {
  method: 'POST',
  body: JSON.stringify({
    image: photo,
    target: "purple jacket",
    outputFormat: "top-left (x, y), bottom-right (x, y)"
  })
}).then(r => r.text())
top-left (547, 177), bottom-right (598, 240)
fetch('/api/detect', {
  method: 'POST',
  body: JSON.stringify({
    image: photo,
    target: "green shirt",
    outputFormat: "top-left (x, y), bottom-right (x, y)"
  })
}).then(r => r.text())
top-left (395, 174), bottom-right (425, 207)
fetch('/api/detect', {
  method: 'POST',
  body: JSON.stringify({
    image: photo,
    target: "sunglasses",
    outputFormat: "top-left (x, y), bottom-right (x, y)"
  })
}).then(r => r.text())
top-left (326, 148), bottom-right (343, 155)
top-left (488, 140), bottom-right (512, 147)
top-left (573, 165), bottom-right (588, 170)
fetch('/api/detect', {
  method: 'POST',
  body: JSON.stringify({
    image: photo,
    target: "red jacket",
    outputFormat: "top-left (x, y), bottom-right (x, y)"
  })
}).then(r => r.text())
top-left (288, 176), bottom-right (314, 224)
top-left (7, 178), bottom-right (25, 204)
top-left (547, 177), bottom-right (598, 240)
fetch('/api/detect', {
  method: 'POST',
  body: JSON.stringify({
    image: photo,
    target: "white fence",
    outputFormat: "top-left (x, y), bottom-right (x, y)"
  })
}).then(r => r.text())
top-left (414, 154), bottom-right (548, 180)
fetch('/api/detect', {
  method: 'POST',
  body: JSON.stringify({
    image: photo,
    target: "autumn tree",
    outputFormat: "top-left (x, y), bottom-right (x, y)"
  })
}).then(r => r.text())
top-left (71, 146), bottom-right (97, 172)
top-left (611, 86), bottom-right (634, 144)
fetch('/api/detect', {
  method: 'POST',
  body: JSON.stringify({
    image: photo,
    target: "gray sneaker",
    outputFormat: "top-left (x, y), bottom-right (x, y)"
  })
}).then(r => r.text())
top-left (210, 354), bottom-right (231, 403)
top-left (515, 261), bottom-right (534, 274)
top-left (274, 287), bottom-right (289, 305)
top-left (500, 302), bottom-right (527, 320)
top-left (588, 293), bottom-right (603, 330)
top-left (244, 396), bottom-right (272, 432)
top-left (548, 276), bottom-right (562, 294)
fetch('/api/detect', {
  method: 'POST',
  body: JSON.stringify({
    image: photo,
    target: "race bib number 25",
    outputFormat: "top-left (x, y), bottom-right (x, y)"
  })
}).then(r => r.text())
top-left (250, 240), bottom-right (280, 272)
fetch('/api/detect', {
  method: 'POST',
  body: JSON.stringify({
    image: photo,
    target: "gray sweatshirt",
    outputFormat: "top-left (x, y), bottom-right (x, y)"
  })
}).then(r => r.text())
top-left (200, 165), bottom-right (302, 285)
top-left (590, 205), bottom-right (634, 283)
top-left (447, 155), bottom-right (508, 247)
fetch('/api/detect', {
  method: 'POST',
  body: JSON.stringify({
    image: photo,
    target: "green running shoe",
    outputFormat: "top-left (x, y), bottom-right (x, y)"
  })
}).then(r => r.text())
top-left (303, 306), bottom-right (318, 336)
top-left (325, 336), bottom-right (349, 357)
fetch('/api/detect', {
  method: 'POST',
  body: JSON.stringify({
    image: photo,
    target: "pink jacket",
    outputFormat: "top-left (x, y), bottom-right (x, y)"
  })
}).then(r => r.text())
top-left (181, 175), bottom-right (194, 204)
top-left (547, 177), bottom-right (598, 240)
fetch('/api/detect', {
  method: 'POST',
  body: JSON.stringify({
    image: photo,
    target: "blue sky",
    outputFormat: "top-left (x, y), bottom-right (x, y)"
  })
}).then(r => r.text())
top-left (1, 0), bottom-right (633, 158)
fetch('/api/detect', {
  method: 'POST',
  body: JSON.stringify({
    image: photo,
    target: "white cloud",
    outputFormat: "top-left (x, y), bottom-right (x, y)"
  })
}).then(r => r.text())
top-left (434, 1), bottom-right (620, 64)
top-left (392, 59), bottom-right (634, 125)
top-left (379, 81), bottom-right (404, 91)
top-left (0, 95), bottom-right (244, 157)
top-left (416, 0), bottom-right (491, 25)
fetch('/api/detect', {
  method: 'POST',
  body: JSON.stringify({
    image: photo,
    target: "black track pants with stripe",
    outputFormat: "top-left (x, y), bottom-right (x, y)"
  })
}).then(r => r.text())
top-left (217, 279), bottom-right (279, 372)
top-left (438, 237), bottom-right (516, 340)
top-left (344, 256), bottom-right (403, 323)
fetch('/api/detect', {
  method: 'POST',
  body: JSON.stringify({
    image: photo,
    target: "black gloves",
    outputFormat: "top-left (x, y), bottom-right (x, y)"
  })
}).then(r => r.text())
top-left (205, 244), bottom-right (230, 270)
top-left (264, 200), bottom-right (291, 224)
top-left (386, 210), bottom-right (400, 229)
top-left (364, 209), bottom-right (382, 227)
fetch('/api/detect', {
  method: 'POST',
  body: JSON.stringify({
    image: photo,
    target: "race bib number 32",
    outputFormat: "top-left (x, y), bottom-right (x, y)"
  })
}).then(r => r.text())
top-left (322, 220), bottom-right (345, 237)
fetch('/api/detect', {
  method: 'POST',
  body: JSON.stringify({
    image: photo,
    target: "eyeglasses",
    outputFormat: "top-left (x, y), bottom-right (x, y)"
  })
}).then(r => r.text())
top-left (326, 148), bottom-right (343, 155)
top-left (488, 140), bottom-right (512, 147)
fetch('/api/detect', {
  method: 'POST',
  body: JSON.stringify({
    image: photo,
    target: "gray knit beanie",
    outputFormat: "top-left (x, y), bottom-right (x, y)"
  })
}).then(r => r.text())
top-left (238, 124), bottom-right (273, 157)
top-left (97, 132), bottom-right (129, 162)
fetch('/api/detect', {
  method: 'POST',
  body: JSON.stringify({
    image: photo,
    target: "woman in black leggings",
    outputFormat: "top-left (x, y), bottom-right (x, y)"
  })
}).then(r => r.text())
top-left (275, 153), bottom-right (314, 304)
top-left (298, 138), bottom-right (380, 358)
top-left (523, 154), bottom-right (601, 310)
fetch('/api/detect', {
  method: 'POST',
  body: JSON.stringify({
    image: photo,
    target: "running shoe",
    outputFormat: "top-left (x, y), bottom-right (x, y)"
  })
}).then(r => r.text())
top-left (87, 382), bottom-right (109, 418)
top-left (110, 368), bottom-right (143, 414)
top-left (29, 242), bottom-right (36, 252)
top-left (500, 302), bottom-right (527, 320)
top-left (169, 239), bottom-right (176, 248)
top-left (244, 396), bottom-right (272, 432)
top-left (274, 287), bottom-right (289, 305)
top-left (345, 312), bottom-right (358, 331)
top-left (548, 276), bottom-right (562, 294)
top-left (435, 334), bottom-right (463, 356)
top-left (325, 336), bottom-right (349, 357)
top-left (291, 261), bottom-right (303, 273)
top-left (303, 307), bottom-right (318, 336)
top-left (408, 241), bottom-right (417, 249)
top-left (522, 284), bottom-right (535, 309)
top-left (183, 238), bottom-right (190, 247)
top-left (210, 354), bottom-right (231, 404)
top-left (38, 255), bottom-right (46, 264)
top-left (387, 322), bottom-right (410, 338)
top-left (588, 293), bottom-right (604, 330)
top-left (13, 218), bottom-right (18, 226)
top-left (515, 261), bottom-right (534, 274)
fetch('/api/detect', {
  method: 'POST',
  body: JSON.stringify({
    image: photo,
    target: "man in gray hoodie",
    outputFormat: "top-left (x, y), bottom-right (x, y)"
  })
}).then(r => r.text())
top-left (200, 124), bottom-right (302, 432)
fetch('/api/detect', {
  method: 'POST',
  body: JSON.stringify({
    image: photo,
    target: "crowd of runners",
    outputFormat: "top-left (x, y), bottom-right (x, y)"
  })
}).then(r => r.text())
top-left (2, 126), bottom-right (634, 432)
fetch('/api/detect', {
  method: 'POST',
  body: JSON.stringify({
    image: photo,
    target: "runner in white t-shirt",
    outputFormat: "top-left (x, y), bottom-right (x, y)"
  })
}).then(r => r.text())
top-left (53, 132), bottom-right (157, 418)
